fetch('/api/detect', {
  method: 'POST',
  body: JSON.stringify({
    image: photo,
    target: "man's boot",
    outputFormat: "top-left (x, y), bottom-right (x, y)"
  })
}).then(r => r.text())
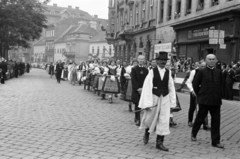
top-left (169, 117), bottom-right (177, 127)
top-left (128, 103), bottom-right (132, 112)
top-left (143, 128), bottom-right (150, 145)
top-left (156, 135), bottom-right (169, 151)
top-left (101, 94), bottom-right (106, 100)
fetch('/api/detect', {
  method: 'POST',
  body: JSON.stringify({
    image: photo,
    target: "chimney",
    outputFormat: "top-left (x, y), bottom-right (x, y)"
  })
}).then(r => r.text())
top-left (75, 7), bottom-right (79, 10)
top-left (68, 5), bottom-right (72, 9)
top-left (94, 15), bottom-right (98, 19)
top-left (53, 4), bottom-right (57, 7)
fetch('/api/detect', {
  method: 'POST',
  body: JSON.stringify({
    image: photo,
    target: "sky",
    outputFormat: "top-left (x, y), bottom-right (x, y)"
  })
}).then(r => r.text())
top-left (48, 0), bottom-right (108, 19)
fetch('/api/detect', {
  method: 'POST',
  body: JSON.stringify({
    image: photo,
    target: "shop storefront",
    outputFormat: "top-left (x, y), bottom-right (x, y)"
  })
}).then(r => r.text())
top-left (172, 10), bottom-right (240, 64)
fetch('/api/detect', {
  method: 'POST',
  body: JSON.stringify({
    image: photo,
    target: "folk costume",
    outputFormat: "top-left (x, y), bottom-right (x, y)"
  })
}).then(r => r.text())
top-left (102, 65), bottom-right (120, 103)
top-left (61, 65), bottom-right (68, 80)
top-left (67, 63), bottom-right (74, 81)
top-left (122, 65), bottom-right (133, 112)
top-left (70, 65), bottom-right (78, 85)
top-left (138, 52), bottom-right (176, 151)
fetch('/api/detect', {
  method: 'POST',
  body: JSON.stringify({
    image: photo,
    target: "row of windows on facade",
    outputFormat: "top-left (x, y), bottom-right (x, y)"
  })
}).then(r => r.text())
top-left (45, 10), bottom-right (85, 18)
top-left (46, 30), bottom-right (55, 38)
top-left (113, 0), bottom-right (234, 31)
top-left (92, 46), bottom-right (113, 54)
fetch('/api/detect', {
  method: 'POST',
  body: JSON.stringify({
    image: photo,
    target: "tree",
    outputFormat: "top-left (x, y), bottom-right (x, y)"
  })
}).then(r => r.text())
top-left (0, 0), bottom-right (50, 59)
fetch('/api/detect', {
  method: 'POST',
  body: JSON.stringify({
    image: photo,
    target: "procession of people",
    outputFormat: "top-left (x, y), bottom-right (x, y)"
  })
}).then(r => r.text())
top-left (43, 52), bottom-right (240, 152)
top-left (0, 57), bottom-right (31, 84)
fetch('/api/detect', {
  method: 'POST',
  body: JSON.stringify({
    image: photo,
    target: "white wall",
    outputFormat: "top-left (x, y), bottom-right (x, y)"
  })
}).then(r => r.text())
top-left (33, 45), bottom-right (45, 62)
top-left (54, 43), bottom-right (66, 62)
top-left (89, 42), bottom-right (114, 60)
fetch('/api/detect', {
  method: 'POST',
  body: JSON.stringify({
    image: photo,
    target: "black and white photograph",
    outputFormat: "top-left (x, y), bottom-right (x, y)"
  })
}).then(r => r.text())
top-left (0, 0), bottom-right (240, 158)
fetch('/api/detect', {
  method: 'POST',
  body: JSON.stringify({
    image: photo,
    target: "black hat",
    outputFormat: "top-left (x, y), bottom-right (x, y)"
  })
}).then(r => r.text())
top-left (156, 51), bottom-right (169, 60)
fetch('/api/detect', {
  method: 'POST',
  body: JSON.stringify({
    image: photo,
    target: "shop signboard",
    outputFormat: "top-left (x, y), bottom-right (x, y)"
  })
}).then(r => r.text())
top-left (188, 27), bottom-right (209, 39)
top-left (154, 43), bottom-right (172, 59)
top-left (220, 44), bottom-right (226, 49)
top-left (209, 39), bottom-right (218, 44)
top-left (154, 43), bottom-right (172, 53)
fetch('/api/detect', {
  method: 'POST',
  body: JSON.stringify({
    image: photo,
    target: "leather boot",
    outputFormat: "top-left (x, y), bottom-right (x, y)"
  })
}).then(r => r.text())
top-left (156, 135), bottom-right (169, 151)
top-left (143, 128), bottom-right (150, 145)
top-left (101, 94), bottom-right (106, 100)
top-left (128, 104), bottom-right (132, 112)
top-left (169, 117), bottom-right (177, 127)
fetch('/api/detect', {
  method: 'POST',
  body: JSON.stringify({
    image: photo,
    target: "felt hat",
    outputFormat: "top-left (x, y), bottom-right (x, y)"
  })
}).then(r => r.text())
top-left (156, 51), bottom-right (169, 60)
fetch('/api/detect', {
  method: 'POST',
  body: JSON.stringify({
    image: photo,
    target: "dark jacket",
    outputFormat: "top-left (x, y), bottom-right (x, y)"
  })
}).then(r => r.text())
top-left (193, 67), bottom-right (222, 106)
top-left (131, 65), bottom-right (148, 104)
top-left (49, 65), bottom-right (54, 74)
top-left (226, 69), bottom-right (235, 84)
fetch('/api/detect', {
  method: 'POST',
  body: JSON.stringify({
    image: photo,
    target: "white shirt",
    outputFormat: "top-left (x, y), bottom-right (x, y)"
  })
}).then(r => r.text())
top-left (186, 69), bottom-right (196, 92)
top-left (157, 66), bottom-right (166, 80)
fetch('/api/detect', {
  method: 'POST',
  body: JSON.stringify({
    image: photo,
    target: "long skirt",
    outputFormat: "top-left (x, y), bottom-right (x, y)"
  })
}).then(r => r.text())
top-left (102, 76), bottom-right (120, 94)
top-left (98, 76), bottom-right (105, 92)
top-left (68, 71), bottom-right (71, 80)
top-left (71, 71), bottom-right (77, 83)
top-left (93, 74), bottom-right (101, 89)
top-left (77, 71), bottom-right (82, 81)
top-left (124, 79), bottom-right (132, 102)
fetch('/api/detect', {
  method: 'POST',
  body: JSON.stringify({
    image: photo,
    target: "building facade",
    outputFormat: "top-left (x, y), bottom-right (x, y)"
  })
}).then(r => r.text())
top-left (89, 31), bottom-right (114, 60)
top-left (156, 0), bottom-right (240, 63)
top-left (106, 0), bottom-right (158, 63)
top-left (107, 0), bottom-right (240, 64)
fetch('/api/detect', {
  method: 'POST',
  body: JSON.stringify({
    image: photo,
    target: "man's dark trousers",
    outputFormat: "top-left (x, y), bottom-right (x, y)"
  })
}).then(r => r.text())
top-left (189, 94), bottom-right (209, 125)
top-left (192, 104), bottom-right (221, 145)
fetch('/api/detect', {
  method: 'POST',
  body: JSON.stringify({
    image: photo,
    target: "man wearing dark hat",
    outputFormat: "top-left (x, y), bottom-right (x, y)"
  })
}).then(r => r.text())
top-left (138, 51), bottom-right (176, 151)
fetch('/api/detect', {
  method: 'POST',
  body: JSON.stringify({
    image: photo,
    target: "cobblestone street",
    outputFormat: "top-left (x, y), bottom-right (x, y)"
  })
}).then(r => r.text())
top-left (0, 68), bottom-right (239, 159)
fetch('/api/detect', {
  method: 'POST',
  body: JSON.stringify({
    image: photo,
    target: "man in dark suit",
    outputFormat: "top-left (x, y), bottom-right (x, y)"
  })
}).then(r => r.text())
top-left (55, 60), bottom-right (63, 83)
top-left (191, 54), bottom-right (224, 149)
top-left (49, 62), bottom-right (55, 78)
top-left (225, 65), bottom-right (235, 100)
top-left (131, 55), bottom-right (149, 126)
top-left (221, 64), bottom-right (227, 99)
top-left (0, 58), bottom-right (8, 84)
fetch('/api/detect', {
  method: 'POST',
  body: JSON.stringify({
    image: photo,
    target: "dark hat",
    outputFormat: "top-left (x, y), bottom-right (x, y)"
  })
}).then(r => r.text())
top-left (156, 51), bottom-right (169, 60)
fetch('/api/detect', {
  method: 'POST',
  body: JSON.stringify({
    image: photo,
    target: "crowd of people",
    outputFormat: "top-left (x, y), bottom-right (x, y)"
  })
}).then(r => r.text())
top-left (0, 57), bottom-right (31, 84)
top-left (44, 53), bottom-right (240, 151)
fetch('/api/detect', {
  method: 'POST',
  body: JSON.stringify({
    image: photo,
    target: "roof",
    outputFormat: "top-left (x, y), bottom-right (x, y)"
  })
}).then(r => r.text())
top-left (90, 31), bottom-right (107, 43)
top-left (34, 37), bottom-right (46, 46)
top-left (43, 4), bottom-right (93, 20)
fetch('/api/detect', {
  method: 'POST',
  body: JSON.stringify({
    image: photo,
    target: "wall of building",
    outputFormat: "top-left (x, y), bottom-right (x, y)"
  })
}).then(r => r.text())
top-left (33, 45), bottom-right (45, 62)
top-left (75, 41), bottom-right (90, 62)
top-left (54, 43), bottom-right (66, 62)
top-left (89, 42), bottom-right (114, 59)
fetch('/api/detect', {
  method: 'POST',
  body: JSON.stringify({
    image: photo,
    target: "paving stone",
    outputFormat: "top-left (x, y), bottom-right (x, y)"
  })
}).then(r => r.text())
top-left (0, 69), bottom-right (239, 159)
